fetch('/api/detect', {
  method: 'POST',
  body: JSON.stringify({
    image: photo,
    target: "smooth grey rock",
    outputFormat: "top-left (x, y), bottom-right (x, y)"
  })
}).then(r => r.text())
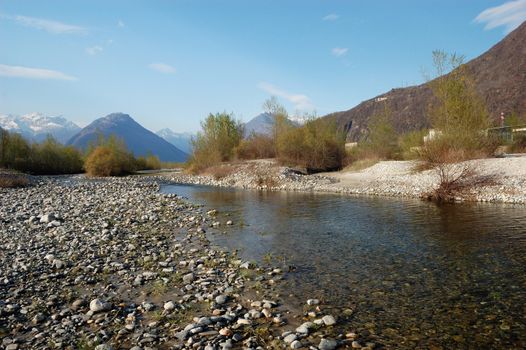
top-left (319, 338), bottom-right (338, 350)
top-left (89, 299), bottom-right (111, 313)
top-left (322, 315), bottom-right (337, 326)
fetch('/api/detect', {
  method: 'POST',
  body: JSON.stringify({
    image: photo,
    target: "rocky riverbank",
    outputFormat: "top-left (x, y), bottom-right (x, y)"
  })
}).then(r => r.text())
top-left (0, 176), bottom-right (371, 350)
top-left (165, 158), bottom-right (526, 204)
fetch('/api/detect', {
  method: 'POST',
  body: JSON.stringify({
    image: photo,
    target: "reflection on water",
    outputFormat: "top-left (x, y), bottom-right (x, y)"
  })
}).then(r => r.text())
top-left (162, 184), bottom-right (526, 349)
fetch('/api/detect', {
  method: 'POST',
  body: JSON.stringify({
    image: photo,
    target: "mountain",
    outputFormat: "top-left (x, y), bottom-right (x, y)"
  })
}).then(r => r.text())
top-left (324, 21), bottom-right (526, 141)
top-left (156, 129), bottom-right (193, 154)
top-left (243, 112), bottom-right (301, 137)
top-left (244, 112), bottom-right (275, 137)
top-left (67, 113), bottom-right (188, 162)
top-left (0, 113), bottom-right (81, 143)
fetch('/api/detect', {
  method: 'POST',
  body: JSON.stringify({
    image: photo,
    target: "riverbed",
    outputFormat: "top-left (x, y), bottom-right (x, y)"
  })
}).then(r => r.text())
top-left (162, 183), bottom-right (526, 349)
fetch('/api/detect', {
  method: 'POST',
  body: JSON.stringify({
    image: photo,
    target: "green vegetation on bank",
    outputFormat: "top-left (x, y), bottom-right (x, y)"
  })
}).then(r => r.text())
top-left (84, 135), bottom-right (162, 176)
top-left (0, 129), bottom-right (162, 177)
top-left (188, 106), bottom-right (346, 173)
top-left (0, 129), bottom-right (83, 175)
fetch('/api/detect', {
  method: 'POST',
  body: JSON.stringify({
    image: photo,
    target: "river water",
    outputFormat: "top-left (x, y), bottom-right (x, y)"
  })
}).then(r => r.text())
top-left (161, 184), bottom-right (526, 349)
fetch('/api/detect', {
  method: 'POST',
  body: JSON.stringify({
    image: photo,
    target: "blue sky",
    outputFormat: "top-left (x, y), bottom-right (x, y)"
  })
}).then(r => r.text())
top-left (1, 0), bottom-right (525, 132)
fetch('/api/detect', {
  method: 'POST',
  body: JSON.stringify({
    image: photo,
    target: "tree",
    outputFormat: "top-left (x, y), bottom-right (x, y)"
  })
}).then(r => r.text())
top-left (421, 51), bottom-right (496, 201)
top-left (189, 112), bottom-right (244, 172)
top-left (361, 105), bottom-right (399, 159)
top-left (427, 50), bottom-right (492, 152)
top-left (262, 96), bottom-right (287, 116)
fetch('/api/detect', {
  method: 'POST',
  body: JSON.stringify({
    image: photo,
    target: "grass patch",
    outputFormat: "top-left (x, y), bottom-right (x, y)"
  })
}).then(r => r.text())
top-left (0, 174), bottom-right (29, 188)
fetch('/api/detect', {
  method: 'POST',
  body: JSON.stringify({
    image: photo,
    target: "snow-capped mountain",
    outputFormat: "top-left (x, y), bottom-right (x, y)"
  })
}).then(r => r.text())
top-left (156, 128), bottom-right (193, 154)
top-left (68, 113), bottom-right (188, 162)
top-left (0, 113), bottom-right (81, 144)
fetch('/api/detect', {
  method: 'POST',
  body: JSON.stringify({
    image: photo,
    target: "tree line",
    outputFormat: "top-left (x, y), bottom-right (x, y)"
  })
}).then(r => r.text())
top-left (0, 130), bottom-right (162, 176)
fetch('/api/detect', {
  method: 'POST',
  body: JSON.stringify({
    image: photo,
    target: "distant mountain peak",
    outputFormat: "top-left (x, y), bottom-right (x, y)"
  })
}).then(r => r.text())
top-left (0, 113), bottom-right (81, 143)
top-left (156, 128), bottom-right (194, 154)
top-left (67, 113), bottom-right (188, 162)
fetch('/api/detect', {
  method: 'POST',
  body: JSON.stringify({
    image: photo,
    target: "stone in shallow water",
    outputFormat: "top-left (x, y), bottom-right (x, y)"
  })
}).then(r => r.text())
top-left (290, 340), bottom-right (302, 349)
top-left (322, 315), bottom-right (337, 326)
top-left (283, 333), bottom-right (297, 343)
top-left (295, 322), bottom-right (312, 334)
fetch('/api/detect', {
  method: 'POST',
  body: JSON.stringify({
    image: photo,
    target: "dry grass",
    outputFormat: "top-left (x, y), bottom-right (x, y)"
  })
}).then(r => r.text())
top-left (344, 157), bottom-right (380, 172)
top-left (204, 164), bottom-right (236, 180)
top-left (0, 175), bottom-right (29, 188)
top-left (255, 172), bottom-right (277, 188)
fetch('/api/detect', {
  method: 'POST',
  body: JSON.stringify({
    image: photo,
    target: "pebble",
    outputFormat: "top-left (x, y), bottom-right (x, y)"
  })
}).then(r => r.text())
top-left (319, 338), bottom-right (338, 350)
top-left (215, 294), bottom-right (227, 305)
top-left (89, 298), bottom-right (111, 313)
top-left (0, 176), bottom-right (359, 350)
top-left (164, 301), bottom-right (176, 311)
top-left (322, 315), bottom-right (337, 326)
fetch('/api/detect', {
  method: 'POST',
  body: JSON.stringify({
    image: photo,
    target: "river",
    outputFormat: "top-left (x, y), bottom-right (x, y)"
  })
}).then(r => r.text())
top-left (161, 184), bottom-right (526, 349)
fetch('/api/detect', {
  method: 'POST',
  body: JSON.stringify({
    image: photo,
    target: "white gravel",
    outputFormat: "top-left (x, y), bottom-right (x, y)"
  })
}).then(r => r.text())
top-left (166, 156), bottom-right (526, 204)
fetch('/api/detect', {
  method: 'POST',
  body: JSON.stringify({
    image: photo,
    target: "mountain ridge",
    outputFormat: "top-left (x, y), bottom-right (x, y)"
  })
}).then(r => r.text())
top-left (0, 113), bottom-right (81, 144)
top-left (323, 21), bottom-right (526, 141)
top-left (156, 128), bottom-right (193, 154)
top-left (67, 113), bottom-right (188, 162)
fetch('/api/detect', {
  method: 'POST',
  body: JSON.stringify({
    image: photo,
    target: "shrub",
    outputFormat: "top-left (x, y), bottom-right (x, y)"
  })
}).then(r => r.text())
top-left (236, 133), bottom-right (276, 160)
top-left (398, 129), bottom-right (428, 160)
top-left (360, 109), bottom-right (400, 160)
top-left (424, 50), bottom-right (495, 160)
top-left (84, 135), bottom-right (138, 176)
top-left (510, 133), bottom-right (526, 153)
top-left (276, 116), bottom-right (346, 172)
top-left (204, 164), bottom-right (235, 180)
top-left (0, 130), bottom-right (83, 175)
top-left (189, 112), bottom-right (244, 173)
top-left (84, 146), bottom-right (121, 176)
top-left (0, 174), bottom-right (29, 188)
top-left (136, 154), bottom-right (162, 170)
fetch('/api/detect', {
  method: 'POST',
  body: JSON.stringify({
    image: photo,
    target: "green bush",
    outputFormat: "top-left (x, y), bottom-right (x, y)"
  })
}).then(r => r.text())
top-left (136, 153), bottom-right (162, 170)
top-left (510, 133), bottom-right (526, 153)
top-left (398, 129), bottom-right (428, 160)
top-left (276, 116), bottom-right (346, 172)
top-left (423, 50), bottom-right (497, 162)
top-left (189, 112), bottom-right (244, 173)
top-left (0, 130), bottom-right (83, 175)
top-left (351, 109), bottom-right (400, 161)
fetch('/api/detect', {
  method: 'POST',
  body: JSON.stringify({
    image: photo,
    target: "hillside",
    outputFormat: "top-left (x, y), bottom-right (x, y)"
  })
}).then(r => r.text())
top-left (325, 21), bottom-right (526, 141)
top-left (0, 113), bottom-right (81, 144)
top-left (67, 113), bottom-right (188, 162)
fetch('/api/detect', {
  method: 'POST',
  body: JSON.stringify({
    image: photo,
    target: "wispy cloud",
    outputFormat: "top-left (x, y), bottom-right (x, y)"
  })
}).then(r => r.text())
top-left (148, 63), bottom-right (176, 74)
top-left (475, 0), bottom-right (526, 33)
top-left (0, 64), bottom-right (77, 80)
top-left (117, 20), bottom-right (125, 28)
top-left (331, 47), bottom-right (348, 57)
top-left (323, 13), bottom-right (339, 21)
top-left (6, 15), bottom-right (87, 34)
top-left (86, 45), bottom-right (103, 55)
top-left (258, 82), bottom-right (314, 111)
